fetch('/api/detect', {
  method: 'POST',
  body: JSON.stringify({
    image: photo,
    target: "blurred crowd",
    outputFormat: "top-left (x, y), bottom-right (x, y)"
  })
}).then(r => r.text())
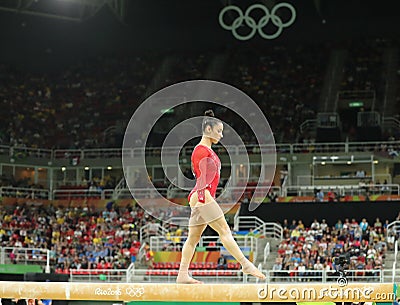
top-left (0, 202), bottom-right (163, 272)
top-left (272, 217), bottom-right (397, 280)
top-left (1, 39), bottom-right (399, 150)
top-left (2, 197), bottom-right (399, 278)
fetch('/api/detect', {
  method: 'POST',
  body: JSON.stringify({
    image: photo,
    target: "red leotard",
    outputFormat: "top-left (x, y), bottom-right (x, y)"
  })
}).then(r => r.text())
top-left (188, 144), bottom-right (221, 203)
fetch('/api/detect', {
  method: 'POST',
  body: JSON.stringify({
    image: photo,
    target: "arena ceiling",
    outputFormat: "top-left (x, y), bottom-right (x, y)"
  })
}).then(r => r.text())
top-left (0, 0), bottom-right (127, 22)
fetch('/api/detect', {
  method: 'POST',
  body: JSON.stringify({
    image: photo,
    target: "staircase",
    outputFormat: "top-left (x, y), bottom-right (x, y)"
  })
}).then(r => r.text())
top-left (384, 250), bottom-right (396, 269)
top-left (261, 239), bottom-right (282, 270)
top-left (382, 47), bottom-right (399, 116)
top-left (112, 177), bottom-right (127, 199)
top-left (233, 215), bottom-right (283, 269)
top-left (319, 49), bottom-right (347, 112)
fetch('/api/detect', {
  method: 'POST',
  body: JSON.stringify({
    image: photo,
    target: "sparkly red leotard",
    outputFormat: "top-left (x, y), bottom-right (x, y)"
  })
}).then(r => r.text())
top-left (188, 144), bottom-right (221, 203)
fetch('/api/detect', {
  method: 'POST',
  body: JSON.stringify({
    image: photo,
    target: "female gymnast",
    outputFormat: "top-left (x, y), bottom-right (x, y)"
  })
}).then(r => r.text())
top-left (176, 109), bottom-right (266, 284)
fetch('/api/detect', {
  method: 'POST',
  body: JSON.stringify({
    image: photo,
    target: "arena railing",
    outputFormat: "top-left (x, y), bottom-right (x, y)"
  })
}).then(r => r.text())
top-left (234, 216), bottom-right (283, 240)
top-left (0, 145), bottom-right (11, 157)
top-left (1, 247), bottom-right (51, 272)
top-left (2, 140), bottom-right (398, 161)
top-left (285, 184), bottom-right (400, 197)
top-left (101, 184), bottom-right (394, 199)
top-left (387, 221), bottom-right (400, 239)
top-left (163, 217), bottom-right (189, 228)
top-left (0, 186), bottom-right (50, 200)
top-left (52, 188), bottom-right (115, 200)
top-left (149, 235), bottom-right (257, 254)
top-left (51, 186), bottom-right (279, 201)
top-left (391, 240), bottom-right (398, 282)
top-left (263, 242), bottom-right (270, 265)
top-left (52, 187), bottom-right (168, 200)
top-left (67, 268), bottom-right (130, 282)
top-left (7, 183), bottom-right (399, 202)
top-left (9, 146), bottom-right (53, 159)
top-left (140, 223), bottom-right (169, 243)
top-left (126, 262), bottom-right (136, 282)
top-left (234, 216), bottom-right (265, 232)
top-left (261, 222), bottom-right (283, 240)
top-left (266, 269), bottom-right (383, 283)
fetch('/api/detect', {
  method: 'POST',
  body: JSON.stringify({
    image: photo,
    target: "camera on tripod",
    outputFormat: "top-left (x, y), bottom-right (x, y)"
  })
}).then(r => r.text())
top-left (333, 254), bottom-right (350, 278)
top-left (333, 254), bottom-right (350, 267)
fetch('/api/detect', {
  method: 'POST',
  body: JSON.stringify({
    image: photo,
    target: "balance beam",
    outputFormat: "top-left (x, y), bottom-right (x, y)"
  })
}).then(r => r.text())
top-left (0, 282), bottom-right (395, 303)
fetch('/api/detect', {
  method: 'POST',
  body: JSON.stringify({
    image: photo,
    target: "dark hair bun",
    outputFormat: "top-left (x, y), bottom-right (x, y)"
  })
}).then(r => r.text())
top-left (204, 109), bottom-right (215, 117)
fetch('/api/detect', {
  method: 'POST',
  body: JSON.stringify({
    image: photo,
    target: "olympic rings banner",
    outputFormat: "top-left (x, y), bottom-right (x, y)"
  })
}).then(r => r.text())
top-left (219, 3), bottom-right (296, 40)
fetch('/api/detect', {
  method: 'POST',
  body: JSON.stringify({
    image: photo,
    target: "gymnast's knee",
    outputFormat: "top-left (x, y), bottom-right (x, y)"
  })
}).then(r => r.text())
top-left (218, 228), bottom-right (234, 244)
top-left (186, 233), bottom-right (202, 247)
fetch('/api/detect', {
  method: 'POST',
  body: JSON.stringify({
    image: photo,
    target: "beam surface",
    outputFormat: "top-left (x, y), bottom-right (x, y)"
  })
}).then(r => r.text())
top-left (0, 282), bottom-right (396, 302)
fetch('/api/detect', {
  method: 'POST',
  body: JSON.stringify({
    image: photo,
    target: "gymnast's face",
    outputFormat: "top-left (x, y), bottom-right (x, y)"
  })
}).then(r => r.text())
top-left (205, 122), bottom-right (223, 144)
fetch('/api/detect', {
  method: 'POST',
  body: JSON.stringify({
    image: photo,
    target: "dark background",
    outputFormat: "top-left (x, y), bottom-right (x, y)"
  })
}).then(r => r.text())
top-left (240, 201), bottom-right (400, 226)
top-left (1, 0), bottom-right (400, 71)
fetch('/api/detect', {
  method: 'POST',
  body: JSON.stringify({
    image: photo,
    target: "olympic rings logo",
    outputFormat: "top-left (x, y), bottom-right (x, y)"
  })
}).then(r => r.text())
top-left (219, 3), bottom-right (296, 40)
top-left (125, 287), bottom-right (145, 298)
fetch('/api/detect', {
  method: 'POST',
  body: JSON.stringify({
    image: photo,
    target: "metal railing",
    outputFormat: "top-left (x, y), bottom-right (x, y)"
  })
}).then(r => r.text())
top-left (1, 247), bottom-right (51, 271)
top-left (149, 235), bottom-right (257, 253)
top-left (140, 223), bottom-right (169, 243)
top-left (387, 221), bottom-right (400, 238)
top-left (392, 240), bottom-right (398, 282)
top-left (263, 242), bottom-right (270, 265)
top-left (163, 217), bottom-right (189, 228)
top-left (3, 183), bottom-right (399, 202)
top-left (382, 267), bottom-right (400, 283)
top-left (52, 188), bottom-right (114, 200)
top-left (1, 140), bottom-right (399, 161)
top-left (0, 187), bottom-right (50, 200)
top-left (234, 216), bottom-right (265, 233)
top-left (234, 216), bottom-right (283, 240)
top-left (52, 187), bottom-right (168, 200)
top-left (261, 223), bottom-right (283, 240)
top-left (285, 183), bottom-right (400, 197)
top-left (267, 269), bottom-right (382, 283)
top-left (68, 268), bottom-right (129, 282)
top-left (136, 268), bottom-right (243, 283)
top-left (9, 146), bottom-right (53, 159)
top-left (126, 263), bottom-right (135, 283)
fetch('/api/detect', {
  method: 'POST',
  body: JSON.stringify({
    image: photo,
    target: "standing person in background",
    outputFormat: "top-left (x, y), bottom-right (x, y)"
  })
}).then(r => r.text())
top-left (176, 110), bottom-right (265, 284)
top-left (280, 165), bottom-right (288, 187)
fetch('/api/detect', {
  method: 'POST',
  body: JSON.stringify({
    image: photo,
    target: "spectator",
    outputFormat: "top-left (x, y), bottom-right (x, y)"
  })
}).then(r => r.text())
top-left (217, 254), bottom-right (227, 270)
top-left (315, 189), bottom-right (324, 202)
top-left (327, 189), bottom-right (336, 202)
top-left (272, 258), bottom-right (282, 277)
top-left (374, 217), bottom-right (382, 229)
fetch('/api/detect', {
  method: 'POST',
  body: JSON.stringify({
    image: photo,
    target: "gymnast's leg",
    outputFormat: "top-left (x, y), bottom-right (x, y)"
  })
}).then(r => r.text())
top-left (192, 191), bottom-right (266, 280)
top-left (176, 196), bottom-right (207, 283)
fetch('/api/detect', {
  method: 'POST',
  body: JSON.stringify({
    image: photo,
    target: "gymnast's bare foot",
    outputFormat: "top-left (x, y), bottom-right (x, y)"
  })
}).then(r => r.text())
top-left (241, 262), bottom-right (266, 280)
top-left (176, 274), bottom-right (204, 284)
